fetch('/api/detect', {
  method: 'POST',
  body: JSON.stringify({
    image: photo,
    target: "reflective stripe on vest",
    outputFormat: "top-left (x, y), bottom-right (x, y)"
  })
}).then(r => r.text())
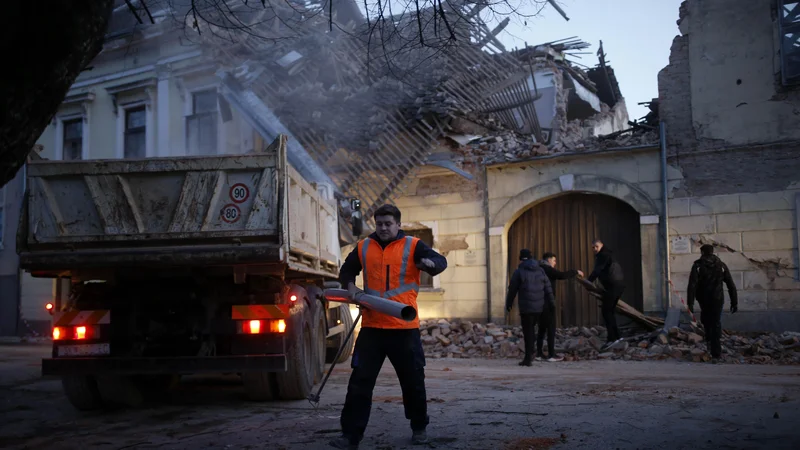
top-left (361, 236), bottom-right (419, 298)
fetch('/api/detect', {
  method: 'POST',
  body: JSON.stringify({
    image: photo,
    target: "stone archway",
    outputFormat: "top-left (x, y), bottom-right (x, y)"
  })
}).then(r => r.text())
top-left (488, 174), bottom-right (662, 322)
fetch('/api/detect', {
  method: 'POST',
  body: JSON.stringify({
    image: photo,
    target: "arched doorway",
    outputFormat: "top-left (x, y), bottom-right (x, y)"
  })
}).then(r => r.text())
top-left (507, 193), bottom-right (643, 327)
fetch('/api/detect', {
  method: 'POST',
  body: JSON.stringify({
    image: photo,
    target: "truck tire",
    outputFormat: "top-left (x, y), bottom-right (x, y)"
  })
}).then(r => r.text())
top-left (326, 304), bottom-right (355, 364)
top-left (305, 285), bottom-right (327, 384)
top-left (242, 371), bottom-right (277, 401)
top-left (61, 375), bottom-right (103, 411)
top-left (275, 304), bottom-right (315, 400)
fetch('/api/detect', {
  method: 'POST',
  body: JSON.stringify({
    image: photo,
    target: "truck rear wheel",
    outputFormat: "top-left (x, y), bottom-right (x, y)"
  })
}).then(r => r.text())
top-left (61, 375), bottom-right (103, 411)
top-left (306, 285), bottom-right (327, 384)
top-left (275, 304), bottom-right (315, 400)
top-left (327, 304), bottom-right (355, 364)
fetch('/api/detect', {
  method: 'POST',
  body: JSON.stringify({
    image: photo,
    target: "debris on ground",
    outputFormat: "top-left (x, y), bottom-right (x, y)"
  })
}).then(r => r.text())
top-left (419, 319), bottom-right (800, 365)
top-left (505, 437), bottom-right (561, 450)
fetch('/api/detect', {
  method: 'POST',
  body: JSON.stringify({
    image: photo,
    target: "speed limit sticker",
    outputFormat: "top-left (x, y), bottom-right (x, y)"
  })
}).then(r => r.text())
top-left (229, 183), bottom-right (250, 203)
top-left (220, 204), bottom-right (241, 223)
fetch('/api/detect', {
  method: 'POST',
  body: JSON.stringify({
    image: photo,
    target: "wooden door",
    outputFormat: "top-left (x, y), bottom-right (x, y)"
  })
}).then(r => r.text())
top-left (506, 193), bottom-right (643, 327)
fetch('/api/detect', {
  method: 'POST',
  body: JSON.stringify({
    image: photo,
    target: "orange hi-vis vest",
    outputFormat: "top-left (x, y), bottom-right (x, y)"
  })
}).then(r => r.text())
top-left (357, 236), bottom-right (422, 329)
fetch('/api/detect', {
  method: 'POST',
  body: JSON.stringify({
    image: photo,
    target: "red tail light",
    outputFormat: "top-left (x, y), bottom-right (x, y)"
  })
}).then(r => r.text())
top-left (289, 294), bottom-right (298, 302)
top-left (53, 327), bottom-right (63, 340)
top-left (75, 326), bottom-right (88, 340)
top-left (45, 303), bottom-right (54, 311)
top-left (240, 319), bottom-right (286, 334)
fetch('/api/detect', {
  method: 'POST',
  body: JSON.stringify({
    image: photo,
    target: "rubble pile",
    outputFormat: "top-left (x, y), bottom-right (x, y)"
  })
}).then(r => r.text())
top-left (419, 319), bottom-right (800, 365)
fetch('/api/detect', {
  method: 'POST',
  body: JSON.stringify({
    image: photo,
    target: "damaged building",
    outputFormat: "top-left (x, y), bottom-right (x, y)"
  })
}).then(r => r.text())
top-left (2, 0), bottom-right (797, 336)
top-left (659, 0), bottom-right (800, 332)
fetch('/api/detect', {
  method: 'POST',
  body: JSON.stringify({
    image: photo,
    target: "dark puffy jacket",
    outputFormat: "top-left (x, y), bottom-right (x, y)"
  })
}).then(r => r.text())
top-left (539, 261), bottom-right (578, 298)
top-left (505, 259), bottom-right (554, 314)
top-left (687, 254), bottom-right (738, 311)
top-left (588, 247), bottom-right (624, 290)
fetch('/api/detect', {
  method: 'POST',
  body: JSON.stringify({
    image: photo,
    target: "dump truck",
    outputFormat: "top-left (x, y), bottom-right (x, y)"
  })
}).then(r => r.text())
top-left (17, 135), bottom-right (360, 410)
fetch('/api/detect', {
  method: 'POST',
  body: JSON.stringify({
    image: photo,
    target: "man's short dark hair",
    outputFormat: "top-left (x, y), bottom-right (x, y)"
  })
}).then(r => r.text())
top-left (373, 204), bottom-right (401, 223)
top-left (542, 252), bottom-right (556, 260)
top-left (593, 239), bottom-right (603, 245)
top-left (519, 249), bottom-right (533, 260)
top-left (700, 244), bottom-right (714, 256)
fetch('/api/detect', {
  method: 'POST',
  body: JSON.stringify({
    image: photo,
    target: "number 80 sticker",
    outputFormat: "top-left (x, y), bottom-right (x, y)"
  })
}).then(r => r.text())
top-left (220, 204), bottom-right (241, 223)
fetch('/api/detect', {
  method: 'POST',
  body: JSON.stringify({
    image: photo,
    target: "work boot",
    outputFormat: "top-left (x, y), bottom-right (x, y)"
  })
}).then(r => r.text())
top-left (518, 359), bottom-right (532, 367)
top-left (412, 429), bottom-right (429, 445)
top-left (329, 435), bottom-right (358, 450)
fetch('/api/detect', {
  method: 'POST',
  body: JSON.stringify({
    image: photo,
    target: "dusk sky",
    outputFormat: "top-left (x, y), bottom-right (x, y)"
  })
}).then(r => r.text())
top-left (489, 0), bottom-right (684, 120)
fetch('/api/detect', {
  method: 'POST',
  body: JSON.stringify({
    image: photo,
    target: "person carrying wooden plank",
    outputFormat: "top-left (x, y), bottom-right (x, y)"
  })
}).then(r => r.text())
top-left (587, 239), bottom-right (626, 351)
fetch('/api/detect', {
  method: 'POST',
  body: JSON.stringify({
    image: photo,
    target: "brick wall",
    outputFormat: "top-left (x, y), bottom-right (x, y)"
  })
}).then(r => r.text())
top-left (668, 189), bottom-right (800, 313)
top-left (395, 171), bottom-right (487, 321)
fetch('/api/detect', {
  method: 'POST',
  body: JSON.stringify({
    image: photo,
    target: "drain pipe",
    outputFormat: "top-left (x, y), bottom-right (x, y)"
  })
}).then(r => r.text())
top-left (659, 121), bottom-right (671, 313)
top-left (482, 165), bottom-right (493, 323)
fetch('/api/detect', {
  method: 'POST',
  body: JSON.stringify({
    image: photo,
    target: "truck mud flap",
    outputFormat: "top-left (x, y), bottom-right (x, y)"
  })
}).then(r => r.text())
top-left (42, 355), bottom-right (287, 376)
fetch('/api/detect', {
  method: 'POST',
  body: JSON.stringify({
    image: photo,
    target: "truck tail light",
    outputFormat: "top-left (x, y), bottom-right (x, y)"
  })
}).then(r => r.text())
top-left (53, 327), bottom-right (63, 340)
top-left (75, 326), bottom-right (88, 340)
top-left (289, 294), bottom-right (298, 302)
top-left (240, 319), bottom-right (286, 334)
top-left (45, 302), bottom-right (54, 313)
top-left (52, 325), bottom-right (97, 340)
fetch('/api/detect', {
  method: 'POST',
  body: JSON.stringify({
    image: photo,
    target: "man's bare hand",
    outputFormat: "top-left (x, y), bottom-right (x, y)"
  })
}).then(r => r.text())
top-left (416, 258), bottom-right (435, 270)
top-left (347, 282), bottom-right (361, 296)
top-left (577, 270), bottom-right (585, 278)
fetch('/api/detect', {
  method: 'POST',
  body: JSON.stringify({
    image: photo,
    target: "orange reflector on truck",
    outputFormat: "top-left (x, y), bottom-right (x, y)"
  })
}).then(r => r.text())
top-left (53, 310), bottom-right (110, 327)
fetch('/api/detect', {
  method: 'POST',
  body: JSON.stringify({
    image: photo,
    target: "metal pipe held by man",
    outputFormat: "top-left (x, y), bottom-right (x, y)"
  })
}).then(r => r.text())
top-left (324, 288), bottom-right (417, 322)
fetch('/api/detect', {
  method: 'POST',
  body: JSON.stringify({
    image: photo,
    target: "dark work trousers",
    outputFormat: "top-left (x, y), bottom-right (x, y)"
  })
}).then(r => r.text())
top-left (340, 327), bottom-right (428, 443)
top-left (600, 286), bottom-right (624, 343)
top-left (537, 305), bottom-right (556, 357)
top-left (520, 313), bottom-right (541, 362)
top-left (700, 302), bottom-right (723, 358)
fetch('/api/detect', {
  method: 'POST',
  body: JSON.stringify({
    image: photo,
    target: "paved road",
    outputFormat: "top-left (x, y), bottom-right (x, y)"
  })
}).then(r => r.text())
top-left (1, 343), bottom-right (799, 449)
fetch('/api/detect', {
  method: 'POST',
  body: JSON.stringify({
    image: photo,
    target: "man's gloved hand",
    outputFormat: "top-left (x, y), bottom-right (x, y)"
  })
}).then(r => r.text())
top-left (416, 258), bottom-right (435, 270)
top-left (730, 304), bottom-right (738, 314)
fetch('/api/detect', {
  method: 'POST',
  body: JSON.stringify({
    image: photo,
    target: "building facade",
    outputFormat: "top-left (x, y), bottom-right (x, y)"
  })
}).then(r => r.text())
top-left (659, 0), bottom-right (800, 331)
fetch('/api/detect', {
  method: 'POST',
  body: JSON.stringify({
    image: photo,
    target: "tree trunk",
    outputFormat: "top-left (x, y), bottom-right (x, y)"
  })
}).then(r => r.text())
top-left (0, 0), bottom-right (114, 187)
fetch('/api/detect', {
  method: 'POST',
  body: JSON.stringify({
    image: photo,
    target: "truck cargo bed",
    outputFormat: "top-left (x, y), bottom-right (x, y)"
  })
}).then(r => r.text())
top-left (19, 135), bottom-right (341, 278)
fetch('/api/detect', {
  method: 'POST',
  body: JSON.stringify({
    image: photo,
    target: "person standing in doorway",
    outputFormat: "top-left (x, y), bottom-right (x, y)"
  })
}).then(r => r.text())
top-left (505, 249), bottom-right (554, 366)
top-left (587, 239), bottom-right (625, 351)
top-left (687, 244), bottom-right (738, 363)
top-left (538, 252), bottom-right (584, 361)
top-left (330, 204), bottom-right (448, 449)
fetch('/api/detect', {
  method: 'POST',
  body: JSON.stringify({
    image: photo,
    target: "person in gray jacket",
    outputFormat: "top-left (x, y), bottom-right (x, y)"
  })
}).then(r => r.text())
top-left (505, 249), bottom-right (554, 366)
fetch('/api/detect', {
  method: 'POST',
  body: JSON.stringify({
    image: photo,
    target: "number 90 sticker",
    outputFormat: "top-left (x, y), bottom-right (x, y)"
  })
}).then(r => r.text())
top-left (220, 204), bottom-right (241, 223)
top-left (230, 183), bottom-right (250, 204)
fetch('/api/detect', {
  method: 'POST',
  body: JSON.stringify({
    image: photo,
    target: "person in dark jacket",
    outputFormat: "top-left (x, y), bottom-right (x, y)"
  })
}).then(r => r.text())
top-left (587, 239), bottom-right (625, 349)
top-left (687, 244), bottom-right (738, 362)
top-left (505, 249), bottom-right (554, 366)
top-left (330, 205), bottom-right (447, 449)
top-left (537, 252), bottom-right (584, 361)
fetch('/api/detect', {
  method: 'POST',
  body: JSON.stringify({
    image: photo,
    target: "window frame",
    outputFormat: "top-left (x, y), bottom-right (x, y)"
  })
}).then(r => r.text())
top-left (57, 114), bottom-right (86, 161)
top-left (185, 88), bottom-right (220, 156)
top-left (779, 0), bottom-right (800, 86)
top-left (402, 223), bottom-right (441, 291)
top-left (123, 105), bottom-right (148, 159)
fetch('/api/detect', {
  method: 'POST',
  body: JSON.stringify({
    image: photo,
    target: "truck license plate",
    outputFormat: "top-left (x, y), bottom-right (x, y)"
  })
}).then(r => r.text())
top-left (57, 343), bottom-right (110, 357)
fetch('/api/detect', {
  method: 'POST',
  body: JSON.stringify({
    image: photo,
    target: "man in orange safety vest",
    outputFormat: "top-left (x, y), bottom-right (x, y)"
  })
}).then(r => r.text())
top-left (330, 204), bottom-right (447, 450)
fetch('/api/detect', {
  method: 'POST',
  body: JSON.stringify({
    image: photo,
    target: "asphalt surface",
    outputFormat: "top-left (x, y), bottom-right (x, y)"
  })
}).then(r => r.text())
top-left (1, 343), bottom-right (799, 449)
